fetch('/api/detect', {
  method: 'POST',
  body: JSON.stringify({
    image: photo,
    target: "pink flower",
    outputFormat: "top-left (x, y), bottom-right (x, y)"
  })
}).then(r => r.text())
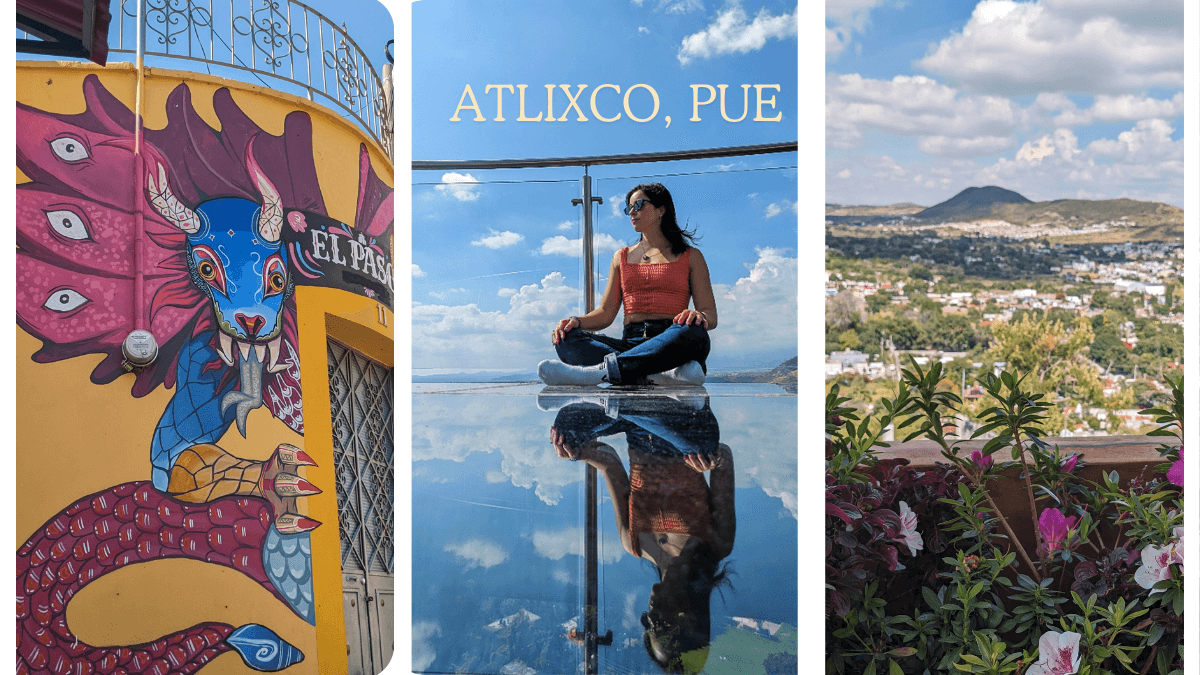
top-left (1038, 508), bottom-right (1077, 555)
top-left (1167, 447), bottom-right (1183, 486)
top-left (897, 501), bottom-right (923, 557)
top-left (970, 450), bottom-right (993, 471)
top-left (1061, 454), bottom-right (1079, 474)
top-left (1026, 631), bottom-right (1081, 675)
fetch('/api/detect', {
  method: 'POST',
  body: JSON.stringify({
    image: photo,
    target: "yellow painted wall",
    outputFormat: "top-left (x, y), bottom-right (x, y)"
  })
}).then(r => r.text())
top-left (17, 62), bottom-right (393, 675)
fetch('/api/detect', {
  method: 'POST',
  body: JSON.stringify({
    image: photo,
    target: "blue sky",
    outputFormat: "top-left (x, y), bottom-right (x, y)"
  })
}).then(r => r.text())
top-left (826, 0), bottom-right (1184, 207)
top-left (410, 0), bottom-right (799, 373)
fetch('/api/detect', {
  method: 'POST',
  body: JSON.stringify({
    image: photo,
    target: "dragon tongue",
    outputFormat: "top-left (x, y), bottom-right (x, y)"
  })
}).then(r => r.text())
top-left (217, 332), bottom-right (236, 365)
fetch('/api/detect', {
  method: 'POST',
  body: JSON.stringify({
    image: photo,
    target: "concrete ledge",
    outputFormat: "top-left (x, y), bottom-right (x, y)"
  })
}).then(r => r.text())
top-left (875, 435), bottom-right (1178, 575)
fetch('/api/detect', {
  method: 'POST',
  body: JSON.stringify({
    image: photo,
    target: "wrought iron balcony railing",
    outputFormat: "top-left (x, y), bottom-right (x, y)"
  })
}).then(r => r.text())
top-left (98, 0), bottom-right (393, 157)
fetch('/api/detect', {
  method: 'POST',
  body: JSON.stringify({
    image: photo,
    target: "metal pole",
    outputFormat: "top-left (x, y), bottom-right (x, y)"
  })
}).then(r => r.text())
top-left (572, 169), bottom-right (605, 675)
top-left (582, 172), bottom-right (595, 312)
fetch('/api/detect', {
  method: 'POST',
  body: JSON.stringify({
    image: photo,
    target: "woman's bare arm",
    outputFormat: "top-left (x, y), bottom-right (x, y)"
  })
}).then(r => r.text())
top-left (686, 248), bottom-right (718, 329)
top-left (553, 249), bottom-right (624, 344)
top-left (707, 444), bottom-right (735, 558)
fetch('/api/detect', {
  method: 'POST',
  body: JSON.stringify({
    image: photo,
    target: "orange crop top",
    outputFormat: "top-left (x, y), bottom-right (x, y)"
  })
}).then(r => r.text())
top-left (620, 248), bottom-right (691, 316)
top-left (628, 462), bottom-right (717, 557)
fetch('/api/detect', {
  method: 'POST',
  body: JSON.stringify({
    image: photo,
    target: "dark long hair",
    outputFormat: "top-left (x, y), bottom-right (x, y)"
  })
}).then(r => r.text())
top-left (641, 541), bottom-right (733, 673)
top-left (626, 183), bottom-right (698, 256)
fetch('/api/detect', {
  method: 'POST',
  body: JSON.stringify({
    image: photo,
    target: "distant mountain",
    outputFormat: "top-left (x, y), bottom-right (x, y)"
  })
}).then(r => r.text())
top-left (915, 186), bottom-right (1032, 222)
top-left (907, 188), bottom-right (1183, 233)
top-left (707, 356), bottom-right (797, 392)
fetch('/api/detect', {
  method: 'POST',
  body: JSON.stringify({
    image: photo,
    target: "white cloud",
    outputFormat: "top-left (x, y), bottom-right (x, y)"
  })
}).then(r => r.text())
top-left (428, 287), bottom-right (467, 299)
top-left (678, 3), bottom-right (797, 65)
top-left (826, 0), bottom-right (891, 57)
top-left (638, 26), bottom-right (650, 34)
top-left (1035, 92), bottom-right (1184, 127)
top-left (764, 200), bottom-right (798, 218)
top-left (915, 0), bottom-right (1183, 95)
top-left (472, 229), bottom-right (525, 249)
top-left (557, 220), bottom-right (575, 231)
top-left (972, 119), bottom-right (1181, 202)
top-left (435, 172), bottom-right (482, 201)
top-left (412, 621), bottom-right (441, 671)
top-left (709, 248), bottom-right (797, 361)
top-left (444, 539), bottom-right (509, 569)
top-left (660, 0), bottom-right (703, 13)
top-left (552, 568), bottom-right (573, 584)
top-left (539, 233), bottom-right (625, 257)
top-left (412, 264), bottom-right (426, 278)
top-left (623, 591), bottom-right (642, 630)
top-left (530, 527), bottom-right (624, 564)
top-left (837, 169), bottom-right (851, 179)
top-left (826, 74), bottom-right (1022, 152)
top-left (609, 194), bottom-right (628, 218)
top-left (917, 135), bottom-right (1014, 157)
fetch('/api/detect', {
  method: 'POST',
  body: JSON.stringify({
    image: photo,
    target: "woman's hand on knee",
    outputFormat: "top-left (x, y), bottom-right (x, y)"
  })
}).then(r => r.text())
top-left (552, 316), bottom-right (580, 345)
top-left (673, 309), bottom-right (709, 328)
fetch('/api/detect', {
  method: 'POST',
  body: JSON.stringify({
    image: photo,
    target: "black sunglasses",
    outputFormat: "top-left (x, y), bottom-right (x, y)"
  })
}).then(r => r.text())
top-left (623, 199), bottom-right (653, 216)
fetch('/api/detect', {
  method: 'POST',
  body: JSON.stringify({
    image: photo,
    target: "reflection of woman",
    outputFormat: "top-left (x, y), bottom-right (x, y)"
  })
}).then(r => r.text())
top-left (551, 397), bottom-right (734, 673)
top-left (538, 183), bottom-right (717, 387)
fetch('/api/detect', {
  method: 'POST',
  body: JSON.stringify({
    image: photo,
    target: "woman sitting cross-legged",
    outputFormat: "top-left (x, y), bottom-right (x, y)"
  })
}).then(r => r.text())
top-left (538, 182), bottom-right (716, 386)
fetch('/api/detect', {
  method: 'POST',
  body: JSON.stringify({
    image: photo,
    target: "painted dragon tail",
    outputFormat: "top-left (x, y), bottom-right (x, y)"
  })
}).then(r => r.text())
top-left (16, 482), bottom-right (303, 674)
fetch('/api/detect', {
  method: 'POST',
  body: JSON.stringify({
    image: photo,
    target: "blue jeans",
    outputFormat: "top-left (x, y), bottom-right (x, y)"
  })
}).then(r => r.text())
top-left (554, 320), bottom-right (710, 385)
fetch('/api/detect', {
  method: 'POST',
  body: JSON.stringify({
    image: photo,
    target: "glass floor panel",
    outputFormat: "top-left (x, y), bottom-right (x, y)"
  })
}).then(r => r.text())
top-left (413, 383), bottom-right (797, 675)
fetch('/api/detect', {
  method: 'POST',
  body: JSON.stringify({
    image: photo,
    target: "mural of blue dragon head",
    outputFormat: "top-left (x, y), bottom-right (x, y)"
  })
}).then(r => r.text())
top-left (147, 137), bottom-right (293, 371)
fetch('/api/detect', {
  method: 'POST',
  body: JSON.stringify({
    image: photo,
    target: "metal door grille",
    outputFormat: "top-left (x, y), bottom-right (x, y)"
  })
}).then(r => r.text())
top-left (328, 340), bottom-right (395, 574)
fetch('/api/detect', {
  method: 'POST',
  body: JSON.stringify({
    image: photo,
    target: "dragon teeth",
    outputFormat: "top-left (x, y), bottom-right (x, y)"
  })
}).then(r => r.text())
top-left (218, 332), bottom-right (235, 365)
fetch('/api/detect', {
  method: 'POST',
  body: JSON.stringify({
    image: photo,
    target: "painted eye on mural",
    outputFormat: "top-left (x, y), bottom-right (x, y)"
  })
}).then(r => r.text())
top-left (263, 255), bottom-right (287, 297)
top-left (191, 245), bottom-right (228, 296)
top-left (44, 209), bottom-right (92, 241)
top-left (43, 288), bottom-right (89, 313)
top-left (49, 136), bottom-right (91, 163)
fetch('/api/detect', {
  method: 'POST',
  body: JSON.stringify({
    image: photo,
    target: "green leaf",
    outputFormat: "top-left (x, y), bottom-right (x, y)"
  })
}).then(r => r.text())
top-left (888, 659), bottom-right (904, 675)
top-left (888, 647), bottom-right (917, 658)
top-left (863, 658), bottom-right (877, 675)
top-left (923, 587), bottom-right (942, 611)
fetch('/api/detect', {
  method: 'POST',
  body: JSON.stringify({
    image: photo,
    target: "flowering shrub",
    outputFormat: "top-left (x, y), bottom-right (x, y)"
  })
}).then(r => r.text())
top-left (826, 363), bottom-right (1183, 675)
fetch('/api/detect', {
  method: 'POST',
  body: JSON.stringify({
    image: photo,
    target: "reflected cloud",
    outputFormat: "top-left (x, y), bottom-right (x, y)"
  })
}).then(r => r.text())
top-left (530, 527), bottom-right (624, 564)
top-left (445, 539), bottom-right (509, 569)
top-left (412, 621), bottom-right (441, 671)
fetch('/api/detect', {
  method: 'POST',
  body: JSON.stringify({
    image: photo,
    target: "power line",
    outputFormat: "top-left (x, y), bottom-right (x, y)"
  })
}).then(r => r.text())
top-left (413, 164), bottom-right (797, 187)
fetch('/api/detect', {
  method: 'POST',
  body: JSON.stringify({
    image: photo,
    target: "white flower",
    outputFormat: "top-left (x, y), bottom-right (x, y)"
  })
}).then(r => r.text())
top-left (897, 501), bottom-right (923, 557)
top-left (1136, 533), bottom-right (1184, 594)
top-left (1026, 631), bottom-right (1081, 675)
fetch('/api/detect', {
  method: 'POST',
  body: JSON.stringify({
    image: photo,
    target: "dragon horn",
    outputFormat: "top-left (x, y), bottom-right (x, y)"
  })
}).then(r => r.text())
top-left (246, 135), bottom-right (283, 243)
top-left (147, 162), bottom-right (201, 233)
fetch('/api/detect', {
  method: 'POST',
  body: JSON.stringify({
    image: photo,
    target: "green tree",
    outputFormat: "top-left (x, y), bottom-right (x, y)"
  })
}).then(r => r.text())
top-left (839, 329), bottom-right (862, 351)
top-left (986, 314), bottom-right (1094, 390)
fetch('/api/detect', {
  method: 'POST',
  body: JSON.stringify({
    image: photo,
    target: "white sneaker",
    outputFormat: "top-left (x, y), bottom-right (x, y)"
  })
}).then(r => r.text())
top-left (647, 361), bottom-right (706, 387)
top-left (538, 360), bottom-right (608, 386)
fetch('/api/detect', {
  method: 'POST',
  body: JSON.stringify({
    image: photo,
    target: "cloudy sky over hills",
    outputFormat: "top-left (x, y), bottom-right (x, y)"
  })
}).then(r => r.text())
top-left (412, 1), bottom-right (798, 374)
top-left (826, 0), bottom-right (1183, 207)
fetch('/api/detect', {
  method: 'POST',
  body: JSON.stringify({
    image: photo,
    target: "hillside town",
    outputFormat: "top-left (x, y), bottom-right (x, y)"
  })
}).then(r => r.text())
top-left (824, 237), bottom-right (1182, 438)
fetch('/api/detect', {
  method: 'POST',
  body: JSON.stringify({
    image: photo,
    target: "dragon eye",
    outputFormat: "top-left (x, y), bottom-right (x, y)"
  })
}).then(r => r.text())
top-left (44, 288), bottom-right (89, 313)
top-left (44, 209), bottom-right (91, 241)
top-left (263, 255), bottom-right (287, 298)
top-left (191, 245), bottom-right (228, 296)
top-left (50, 136), bottom-right (90, 163)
